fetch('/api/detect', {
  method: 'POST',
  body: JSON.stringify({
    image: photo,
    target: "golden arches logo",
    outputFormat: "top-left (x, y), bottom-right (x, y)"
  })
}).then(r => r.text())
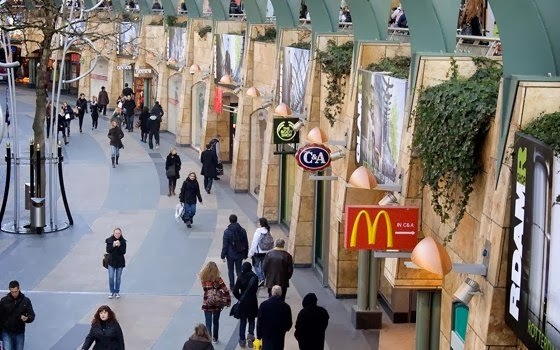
top-left (349, 210), bottom-right (394, 248)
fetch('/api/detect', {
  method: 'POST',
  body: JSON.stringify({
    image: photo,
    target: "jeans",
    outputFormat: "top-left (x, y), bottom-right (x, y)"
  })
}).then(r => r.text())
top-left (2, 330), bottom-right (25, 350)
top-left (204, 310), bottom-right (221, 340)
top-left (239, 317), bottom-right (255, 341)
top-left (108, 265), bottom-right (123, 294)
top-left (110, 145), bottom-right (120, 158)
top-left (253, 255), bottom-right (265, 281)
top-left (126, 115), bottom-right (134, 131)
top-left (92, 114), bottom-right (99, 129)
top-left (227, 258), bottom-right (243, 290)
top-left (204, 176), bottom-right (214, 192)
top-left (148, 130), bottom-right (160, 149)
top-left (100, 104), bottom-right (107, 115)
top-left (78, 113), bottom-right (85, 131)
top-left (182, 203), bottom-right (197, 223)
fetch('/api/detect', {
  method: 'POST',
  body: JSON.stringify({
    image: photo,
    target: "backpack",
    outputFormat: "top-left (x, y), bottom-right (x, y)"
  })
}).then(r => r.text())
top-left (232, 227), bottom-right (248, 254)
top-left (258, 230), bottom-right (274, 251)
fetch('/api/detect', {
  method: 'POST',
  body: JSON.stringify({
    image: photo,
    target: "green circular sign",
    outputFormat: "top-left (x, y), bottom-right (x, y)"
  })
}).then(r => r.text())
top-left (276, 120), bottom-right (296, 142)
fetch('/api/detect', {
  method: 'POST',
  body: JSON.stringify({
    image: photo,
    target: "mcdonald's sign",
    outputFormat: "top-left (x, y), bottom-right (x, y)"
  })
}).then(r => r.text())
top-left (344, 205), bottom-right (419, 251)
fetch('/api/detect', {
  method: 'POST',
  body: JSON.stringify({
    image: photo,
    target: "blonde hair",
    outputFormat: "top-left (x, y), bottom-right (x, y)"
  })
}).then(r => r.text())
top-left (192, 323), bottom-right (211, 341)
top-left (199, 261), bottom-right (220, 282)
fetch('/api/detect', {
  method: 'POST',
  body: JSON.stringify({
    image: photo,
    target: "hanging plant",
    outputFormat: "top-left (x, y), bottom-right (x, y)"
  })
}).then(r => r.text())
top-left (198, 25), bottom-right (212, 39)
top-left (366, 56), bottom-right (411, 79)
top-left (254, 27), bottom-right (276, 43)
top-left (316, 40), bottom-right (353, 126)
top-left (412, 58), bottom-right (502, 242)
top-left (289, 42), bottom-right (311, 50)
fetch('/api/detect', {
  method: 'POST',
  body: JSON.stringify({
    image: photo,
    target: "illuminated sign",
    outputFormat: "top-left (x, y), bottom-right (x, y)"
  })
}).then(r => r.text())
top-left (116, 65), bottom-right (132, 70)
top-left (273, 118), bottom-right (300, 144)
top-left (295, 144), bottom-right (331, 172)
top-left (344, 205), bottom-right (419, 251)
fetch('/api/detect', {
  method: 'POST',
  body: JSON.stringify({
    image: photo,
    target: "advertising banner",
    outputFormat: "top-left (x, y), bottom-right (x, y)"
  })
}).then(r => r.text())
top-left (118, 22), bottom-right (139, 56)
top-left (506, 133), bottom-right (560, 349)
top-left (214, 34), bottom-right (245, 85)
top-left (344, 205), bottom-right (419, 251)
top-left (213, 87), bottom-right (223, 113)
top-left (280, 47), bottom-right (311, 114)
top-left (89, 57), bottom-right (109, 99)
top-left (167, 27), bottom-right (187, 67)
top-left (166, 74), bottom-right (182, 134)
top-left (355, 71), bottom-right (407, 184)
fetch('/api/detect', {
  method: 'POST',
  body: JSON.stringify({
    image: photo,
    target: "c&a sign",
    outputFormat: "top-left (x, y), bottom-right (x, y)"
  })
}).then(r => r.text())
top-left (344, 205), bottom-right (419, 251)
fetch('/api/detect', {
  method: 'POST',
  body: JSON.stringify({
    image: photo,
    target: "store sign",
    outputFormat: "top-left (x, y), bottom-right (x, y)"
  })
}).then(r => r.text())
top-left (295, 144), bottom-right (331, 172)
top-left (213, 87), bottom-right (223, 113)
top-left (135, 68), bottom-right (153, 77)
top-left (344, 205), bottom-right (419, 251)
top-left (273, 118), bottom-right (300, 144)
top-left (506, 133), bottom-right (560, 350)
top-left (116, 65), bottom-right (132, 70)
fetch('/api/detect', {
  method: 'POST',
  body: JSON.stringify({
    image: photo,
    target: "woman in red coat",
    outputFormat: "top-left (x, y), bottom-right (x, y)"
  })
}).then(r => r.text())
top-left (199, 261), bottom-right (231, 343)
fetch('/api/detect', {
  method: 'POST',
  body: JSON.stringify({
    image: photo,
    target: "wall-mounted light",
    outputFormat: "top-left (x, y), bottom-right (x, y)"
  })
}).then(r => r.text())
top-left (189, 63), bottom-right (201, 74)
top-left (307, 126), bottom-right (328, 144)
top-left (292, 120), bottom-right (305, 132)
top-left (219, 74), bottom-right (234, 85)
top-left (348, 166), bottom-right (402, 192)
top-left (232, 86), bottom-right (242, 95)
top-left (453, 278), bottom-right (483, 305)
top-left (330, 150), bottom-right (346, 161)
top-left (378, 193), bottom-right (398, 205)
top-left (274, 103), bottom-right (292, 116)
top-left (246, 86), bottom-right (261, 98)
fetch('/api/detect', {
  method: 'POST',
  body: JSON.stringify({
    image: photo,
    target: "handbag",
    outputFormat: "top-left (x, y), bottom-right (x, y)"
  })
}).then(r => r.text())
top-left (166, 166), bottom-right (176, 178)
top-left (230, 276), bottom-right (256, 319)
top-left (216, 162), bottom-right (224, 176)
top-left (175, 203), bottom-right (184, 222)
top-left (207, 283), bottom-right (230, 308)
top-left (102, 254), bottom-right (110, 269)
top-left (65, 113), bottom-right (71, 120)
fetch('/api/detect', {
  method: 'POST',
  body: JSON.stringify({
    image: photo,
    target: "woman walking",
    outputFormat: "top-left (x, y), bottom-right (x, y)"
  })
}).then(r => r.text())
top-left (139, 106), bottom-right (150, 143)
top-left (90, 96), bottom-right (100, 130)
top-left (105, 228), bottom-right (127, 299)
top-left (182, 324), bottom-right (214, 350)
top-left (179, 172), bottom-right (203, 228)
top-left (199, 261), bottom-right (231, 343)
top-left (165, 148), bottom-right (182, 196)
top-left (82, 305), bottom-right (125, 350)
top-left (108, 120), bottom-right (124, 168)
top-left (57, 105), bottom-right (69, 145)
top-left (232, 262), bottom-right (259, 348)
top-left (248, 218), bottom-right (272, 287)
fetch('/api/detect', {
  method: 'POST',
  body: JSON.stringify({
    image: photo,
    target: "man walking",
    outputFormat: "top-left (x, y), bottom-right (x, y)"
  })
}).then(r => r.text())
top-left (122, 83), bottom-right (133, 97)
top-left (200, 143), bottom-right (218, 194)
top-left (0, 280), bottom-right (36, 350)
top-left (221, 214), bottom-right (249, 290)
top-left (123, 95), bottom-right (136, 132)
top-left (148, 101), bottom-right (164, 149)
top-left (98, 86), bottom-right (109, 116)
top-left (256, 285), bottom-right (292, 350)
top-left (209, 135), bottom-right (221, 180)
top-left (294, 293), bottom-right (330, 350)
top-left (76, 93), bottom-right (88, 133)
top-left (263, 238), bottom-right (293, 301)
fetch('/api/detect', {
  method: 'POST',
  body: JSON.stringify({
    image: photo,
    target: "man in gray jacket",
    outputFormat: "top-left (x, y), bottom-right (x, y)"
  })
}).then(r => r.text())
top-left (263, 238), bottom-right (293, 301)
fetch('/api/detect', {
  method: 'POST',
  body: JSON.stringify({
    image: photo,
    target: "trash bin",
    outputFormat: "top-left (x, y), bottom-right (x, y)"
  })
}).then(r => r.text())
top-left (30, 197), bottom-right (45, 233)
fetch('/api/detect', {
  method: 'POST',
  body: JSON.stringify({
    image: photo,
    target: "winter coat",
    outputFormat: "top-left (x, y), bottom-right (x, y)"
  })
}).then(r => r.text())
top-left (220, 222), bottom-right (249, 260)
top-left (200, 149), bottom-right (218, 178)
top-left (256, 296), bottom-right (292, 350)
top-left (108, 126), bottom-right (124, 148)
top-left (201, 277), bottom-right (231, 312)
top-left (0, 292), bottom-right (35, 334)
top-left (294, 293), bottom-right (329, 350)
top-left (82, 321), bottom-right (125, 350)
top-left (91, 101), bottom-right (100, 118)
top-left (232, 264), bottom-right (259, 319)
top-left (150, 103), bottom-right (164, 118)
top-left (65, 105), bottom-right (75, 120)
top-left (105, 235), bottom-right (127, 268)
top-left (182, 336), bottom-right (214, 350)
top-left (248, 227), bottom-right (272, 258)
top-left (147, 115), bottom-right (162, 133)
top-left (179, 178), bottom-right (202, 205)
top-left (57, 113), bottom-right (67, 132)
top-left (98, 90), bottom-right (109, 105)
top-left (139, 111), bottom-right (150, 133)
top-left (122, 99), bottom-right (136, 117)
top-left (165, 154), bottom-right (182, 180)
top-left (76, 97), bottom-right (88, 117)
top-left (263, 249), bottom-right (294, 288)
top-left (122, 86), bottom-right (133, 96)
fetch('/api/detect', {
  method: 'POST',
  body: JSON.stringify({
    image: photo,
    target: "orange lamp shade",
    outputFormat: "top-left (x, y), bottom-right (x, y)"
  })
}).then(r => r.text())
top-left (246, 86), bottom-right (261, 98)
top-left (307, 127), bottom-right (329, 144)
top-left (274, 103), bottom-right (292, 116)
top-left (348, 166), bottom-right (378, 190)
top-left (189, 63), bottom-right (201, 74)
top-left (219, 74), bottom-right (233, 85)
top-left (410, 236), bottom-right (453, 276)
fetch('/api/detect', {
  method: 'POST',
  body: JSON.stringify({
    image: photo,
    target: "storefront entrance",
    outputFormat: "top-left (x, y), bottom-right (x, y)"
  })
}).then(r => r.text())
top-left (166, 73), bottom-right (182, 134)
top-left (191, 82), bottom-right (206, 150)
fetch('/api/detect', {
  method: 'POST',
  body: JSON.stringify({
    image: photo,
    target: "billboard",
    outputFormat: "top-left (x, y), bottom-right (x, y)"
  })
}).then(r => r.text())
top-left (280, 47), bottom-right (311, 114)
top-left (118, 22), bottom-right (139, 56)
top-left (344, 205), bottom-right (419, 251)
top-left (506, 133), bottom-right (560, 349)
top-left (167, 27), bottom-right (187, 67)
top-left (214, 34), bottom-right (245, 85)
top-left (355, 71), bottom-right (407, 184)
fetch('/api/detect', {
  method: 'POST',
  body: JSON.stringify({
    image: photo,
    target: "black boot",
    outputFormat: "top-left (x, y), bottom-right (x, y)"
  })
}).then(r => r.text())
top-left (111, 157), bottom-right (115, 168)
top-left (116, 156), bottom-right (119, 165)
top-left (167, 185), bottom-right (172, 197)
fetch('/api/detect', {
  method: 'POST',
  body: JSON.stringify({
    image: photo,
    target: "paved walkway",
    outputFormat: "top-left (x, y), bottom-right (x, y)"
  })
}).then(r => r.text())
top-left (0, 87), bottom-right (414, 349)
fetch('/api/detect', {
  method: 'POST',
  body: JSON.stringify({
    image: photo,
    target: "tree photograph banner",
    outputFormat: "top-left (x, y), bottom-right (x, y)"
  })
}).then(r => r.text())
top-left (214, 34), bottom-right (245, 85)
top-left (355, 70), bottom-right (407, 184)
top-left (167, 27), bottom-right (187, 67)
top-left (279, 47), bottom-right (311, 114)
top-left (118, 22), bottom-right (139, 56)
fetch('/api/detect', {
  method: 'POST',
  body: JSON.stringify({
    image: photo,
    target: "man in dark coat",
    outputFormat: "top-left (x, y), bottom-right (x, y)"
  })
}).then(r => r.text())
top-left (0, 280), bottom-right (36, 350)
top-left (122, 95), bottom-right (136, 132)
top-left (232, 262), bottom-right (259, 348)
top-left (200, 143), bottom-right (218, 194)
top-left (294, 293), bottom-right (330, 350)
top-left (263, 238), bottom-right (293, 300)
top-left (221, 214), bottom-right (249, 290)
top-left (256, 285), bottom-right (292, 350)
top-left (122, 83), bottom-right (133, 97)
top-left (75, 93), bottom-right (88, 133)
top-left (148, 101), bottom-right (164, 149)
top-left (97, 86), bottom-right (109, 116)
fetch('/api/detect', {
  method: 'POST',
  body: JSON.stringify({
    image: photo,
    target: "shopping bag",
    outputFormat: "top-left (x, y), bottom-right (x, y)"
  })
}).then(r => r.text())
top-left (175, 203), bottom-right (184, 222)
top-left (253, 338), bottom-right (262, 350)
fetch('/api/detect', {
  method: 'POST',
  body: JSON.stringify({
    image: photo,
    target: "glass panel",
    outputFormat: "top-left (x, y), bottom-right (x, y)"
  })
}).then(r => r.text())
top-left (191, 82), bottom-right (206, 150)
top-left (249, 111), bottom-right (267, 198)
top-left (452, 303), bottom-right (469, 341)
top-left (314, 173), bottom-right (324, 266)
top-left (280, 154), bottom-right (296, 227)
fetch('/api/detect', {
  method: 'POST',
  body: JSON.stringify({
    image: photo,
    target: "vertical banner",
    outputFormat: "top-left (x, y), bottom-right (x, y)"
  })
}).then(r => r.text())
top-left (213, 87), bottom-right (223, 113)
top-left (506, 133), bottom-right (560, 349)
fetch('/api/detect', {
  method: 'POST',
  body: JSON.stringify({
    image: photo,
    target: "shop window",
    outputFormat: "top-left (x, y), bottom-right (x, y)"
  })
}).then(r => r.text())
top-left (451, 302), bottom-right (468, 350)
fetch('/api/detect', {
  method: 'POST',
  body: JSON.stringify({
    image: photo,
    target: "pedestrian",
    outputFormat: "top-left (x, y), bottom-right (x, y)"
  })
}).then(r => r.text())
top-left (122, 95), bottom-right (136, 132)
top-left (209, 135), bottom-right (221, 180)
top-left (165, 148), bottom-right (182, 196)
top-left (200, 143), bottom-right (218, 194)
top-left (179, 172), bottom-right (203, 228)
top-left (105, 227), bottom-right (127, 299)
top-left (221, 214), bottom-right (249, 290)
top-left (122, 83), bottom-right (133, 97)
top-left (90, 96), bottom-right (100, 130)
top-left (81, 305), bottom-right (124, 350)
top-left (256, 285), bottom-right (292, 350)
top-left (182, 323), bottom-right (214, 350)
top-left (139, 106), bottom-right (150, 143)
top-left (263, 238), bottom-right (293, 301)
top-left (232, 262), bottom-right (258, 349)
top-left (0, 280), bottom-right (36, 350)
top-left (294, 293), bottom-right (330, 350)
top-left (199, 261), bottom-right (231, 344)
top-left (97, 86), bottom-right (109, 116)
top-left (46, 101), bottom-right (55, 138)
top-left (148, 101), bottom-right (163, 150)
top-left (248, 218), bottom-right (273, 287)
top-left (108, 120), bottom-right (124, 168)
top-left (57, 105), bottom-right (69, 145)
top-left (76, 93), bottom-right (88, 133)
top-left (62, 101), bottom-right (74, 136)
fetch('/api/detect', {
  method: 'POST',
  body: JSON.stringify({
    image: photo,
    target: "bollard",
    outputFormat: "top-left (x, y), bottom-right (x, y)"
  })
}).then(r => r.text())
top-left (30, 197), bottom-right (46, 233)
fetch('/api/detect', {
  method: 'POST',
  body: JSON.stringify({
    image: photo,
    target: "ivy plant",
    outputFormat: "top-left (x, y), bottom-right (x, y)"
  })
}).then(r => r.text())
top-left (316, 40), bottom-right (353, 126)
top-left (366, 56), bottom-right (411, 79)
top-left (412, 58), bottom-right (502, 242)
top-left (198, 25), bottom-right (212, 39)
top-left (289, 42), bottom-right (311, 50)
top-left (254, 27), bottom-right (276, 43)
